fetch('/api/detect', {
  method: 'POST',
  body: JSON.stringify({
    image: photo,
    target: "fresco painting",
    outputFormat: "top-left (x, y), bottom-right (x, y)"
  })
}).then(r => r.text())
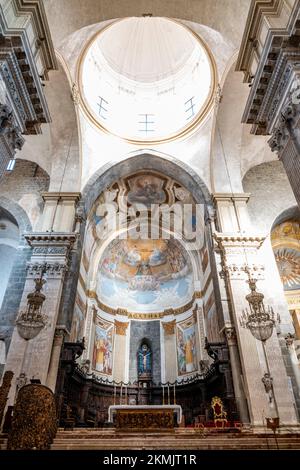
top-left (97, 238), bottom-right (193, 312)
top-left (92, 323), bottom-right (114, 375)
top-left (176, 320), bottom-right (198, 375)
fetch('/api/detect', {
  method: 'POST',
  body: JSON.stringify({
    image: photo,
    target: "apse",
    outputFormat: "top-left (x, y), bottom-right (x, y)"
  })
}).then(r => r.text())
top-left (97, 238), bottom-right (194, 313)
top-left (80, 17), bottom-right (214, 142)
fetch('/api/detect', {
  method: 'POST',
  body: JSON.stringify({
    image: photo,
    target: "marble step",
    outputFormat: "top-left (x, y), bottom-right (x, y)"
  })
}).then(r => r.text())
top-left (51, 441), bottom-right (300, 450)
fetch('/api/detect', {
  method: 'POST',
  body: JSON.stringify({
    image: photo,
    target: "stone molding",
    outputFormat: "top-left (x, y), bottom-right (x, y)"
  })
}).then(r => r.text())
top-left (24, 232), bottom-right (77, 278)
top-left (41, 192), bottom-right (81, 203)
top-left (26, 261), bottom-right (68, 278)
top-left (25, 232), bottom-right (77, 246)
top-left (0, 0), bottom-right (56, 73)
top-left (213, 193), bottom-right (251, 203)
top-left (236, 0), bottom-right (300, 135)
top-left (269, 88), bottom-right (300, 153)
top-left (214, 233), bottom-right (266, 280)
top-left (0, 0), bottom-right (56, 175)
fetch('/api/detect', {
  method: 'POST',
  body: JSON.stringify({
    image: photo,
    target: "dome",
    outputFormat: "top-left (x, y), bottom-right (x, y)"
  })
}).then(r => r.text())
top-left (79, 17), bottom-right (215, 143)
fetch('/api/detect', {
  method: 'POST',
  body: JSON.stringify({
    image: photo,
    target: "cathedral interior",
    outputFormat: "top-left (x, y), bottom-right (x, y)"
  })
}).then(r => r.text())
top-left (1, 0), bottom-right (300, 451)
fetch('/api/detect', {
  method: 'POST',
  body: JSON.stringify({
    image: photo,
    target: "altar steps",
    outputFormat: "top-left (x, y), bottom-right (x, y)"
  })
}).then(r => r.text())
top-left (50, 428), bottom-right (300, 450)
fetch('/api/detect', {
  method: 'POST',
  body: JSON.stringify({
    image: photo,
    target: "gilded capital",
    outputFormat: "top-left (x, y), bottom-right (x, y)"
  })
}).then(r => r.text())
top-left (115, 320), bottom-right (129, 336)
top-left (162, 320), bottom-right (176, 335)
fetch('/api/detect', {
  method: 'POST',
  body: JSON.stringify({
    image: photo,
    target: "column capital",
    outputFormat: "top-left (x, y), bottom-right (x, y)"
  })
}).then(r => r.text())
top-left (162, 320), bottom-right (176, 335)
top-left (115, 320), bottom-right (129, 336)
top-left (41, 192), bottom-right (81, 203)
top-left (213, 193), bottom-right (251, 203)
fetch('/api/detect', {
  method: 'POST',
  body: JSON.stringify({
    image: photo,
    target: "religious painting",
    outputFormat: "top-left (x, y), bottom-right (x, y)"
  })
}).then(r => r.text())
top-left (176, 317), bottom-right (198, 375)
top-left (92, 318), bottom-right (114, 375)
top-left (97, 238), bottom-right (193, 313)
top-left (127, 174), bottom-right (166, 207)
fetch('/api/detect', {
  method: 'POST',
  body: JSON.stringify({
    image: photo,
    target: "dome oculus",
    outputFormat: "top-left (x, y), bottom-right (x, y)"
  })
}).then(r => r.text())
top-left (79, 17), bottom-right (215, 143)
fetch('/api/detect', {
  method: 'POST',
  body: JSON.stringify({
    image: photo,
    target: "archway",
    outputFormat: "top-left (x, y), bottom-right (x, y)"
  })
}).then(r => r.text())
top-left (54, 161), bottom-right (238, 428)
top-left (271, 207), bottom-right (300, 340)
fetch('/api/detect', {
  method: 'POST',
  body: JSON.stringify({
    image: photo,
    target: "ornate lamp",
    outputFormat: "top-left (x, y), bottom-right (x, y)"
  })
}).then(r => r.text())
top-left (240, 274), bottom-right (280, 422)
top-left (240, 277), bottom-right (278, 342)
top-left (16, 276), bottom-right (47, 340)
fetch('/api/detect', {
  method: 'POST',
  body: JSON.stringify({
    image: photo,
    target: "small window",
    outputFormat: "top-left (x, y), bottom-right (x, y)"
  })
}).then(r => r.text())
top-left (6, 159), bottom-right (16, 171)
top-left (97, 96), bottom-right (109, 119)
top-left (138, 114), bottom-right (155, 133)
top-left (185, 97), bottom-right (196, 120)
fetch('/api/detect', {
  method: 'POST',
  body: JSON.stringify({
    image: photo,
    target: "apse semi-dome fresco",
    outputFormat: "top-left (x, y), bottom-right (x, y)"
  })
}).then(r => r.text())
top-left (80, 17), bottom-right (215, 142)
top-left (97, 238), bottom-right (193, 312)
top-left (271, 219), bottom-right (300, 290)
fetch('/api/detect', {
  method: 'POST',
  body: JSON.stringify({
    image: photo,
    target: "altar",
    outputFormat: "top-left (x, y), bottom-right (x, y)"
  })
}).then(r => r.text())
top-left (108, 405), bottom-right (182, 430)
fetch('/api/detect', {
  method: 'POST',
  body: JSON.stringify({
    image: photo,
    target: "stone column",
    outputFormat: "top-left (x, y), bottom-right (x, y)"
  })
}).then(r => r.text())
top-left (46, 328), bottom-right (66, 392)
top-left (213, 193), bottom-right (298, 428)
top-left (224, 326), bottom-right (250, 424)
top-left (162, 320), bottom-right (177, 382)
top-left (216, 233), bottom-right (298, 427)
top-left (3, 232), bottom-right (76, 406)
top-left (113, 320), bottom-right (129, 383)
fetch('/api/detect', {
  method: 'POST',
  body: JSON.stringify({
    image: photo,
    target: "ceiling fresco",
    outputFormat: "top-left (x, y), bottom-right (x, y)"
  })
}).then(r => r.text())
top-left (97, 238), bottom-right (194, 312)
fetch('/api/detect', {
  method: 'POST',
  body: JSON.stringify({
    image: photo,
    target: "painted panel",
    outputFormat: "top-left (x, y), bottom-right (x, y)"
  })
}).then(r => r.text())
top-left (176, 317), bottom-right (198, 375)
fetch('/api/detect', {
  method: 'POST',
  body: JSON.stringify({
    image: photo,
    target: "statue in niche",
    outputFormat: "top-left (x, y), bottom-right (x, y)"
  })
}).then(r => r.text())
top-left (138, 343), bottom-right (152, 376)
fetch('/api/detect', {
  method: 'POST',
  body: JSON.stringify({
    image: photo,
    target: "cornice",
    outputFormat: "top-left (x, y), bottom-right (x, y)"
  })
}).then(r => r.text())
top-left (41, 192), bottom-right (81, 202)
top-left (214, 232), bottom-right (266, 246)
top-left (25, 232), bottom-right (77, 246)
top-left (237, 0), bottom-right (288, 78)
top-left (0, 0), bottom-right (57, 71)
top-left (213, 193), bottom-right (251, 203)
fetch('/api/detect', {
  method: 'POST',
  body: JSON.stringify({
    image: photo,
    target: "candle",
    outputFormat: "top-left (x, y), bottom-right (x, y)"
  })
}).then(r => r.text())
top-left (120, 384), bottom-right (123, 405)
top-left (173, 384), bottom-right (176, 404)
top-left (162, 385), bottom-right (165, 406)
top-left (167, 384), bottom-right (170, 405)
top-left (114, 385), bottom-right (116, 405)
top-left (125, 386), bottom-right (128, 405)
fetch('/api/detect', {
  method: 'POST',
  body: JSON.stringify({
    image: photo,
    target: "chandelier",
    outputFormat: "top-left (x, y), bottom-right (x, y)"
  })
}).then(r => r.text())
top-left (240, 272), bottom-right (280, 424)
top-left (239, 277), bottom-right (280, 342)
top-left (16, 276), bottom-right (47, 340)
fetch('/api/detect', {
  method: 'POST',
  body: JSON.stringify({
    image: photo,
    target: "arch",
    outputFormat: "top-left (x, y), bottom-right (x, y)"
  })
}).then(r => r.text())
top-left (243, 160), bottom-right (297, 234)
top-left (0, 196), bottom-right (32, 236)
top-left (81, 152), bottom-right (212, 216)
top-left (271, 206), bottom-right (300, 232)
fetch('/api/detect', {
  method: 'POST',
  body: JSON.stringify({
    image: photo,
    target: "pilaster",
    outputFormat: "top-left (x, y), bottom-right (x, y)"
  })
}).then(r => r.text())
top-left (4, 232), bottom-right (76, 405)
top-left (215, 232), bottom-right (299, 427)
